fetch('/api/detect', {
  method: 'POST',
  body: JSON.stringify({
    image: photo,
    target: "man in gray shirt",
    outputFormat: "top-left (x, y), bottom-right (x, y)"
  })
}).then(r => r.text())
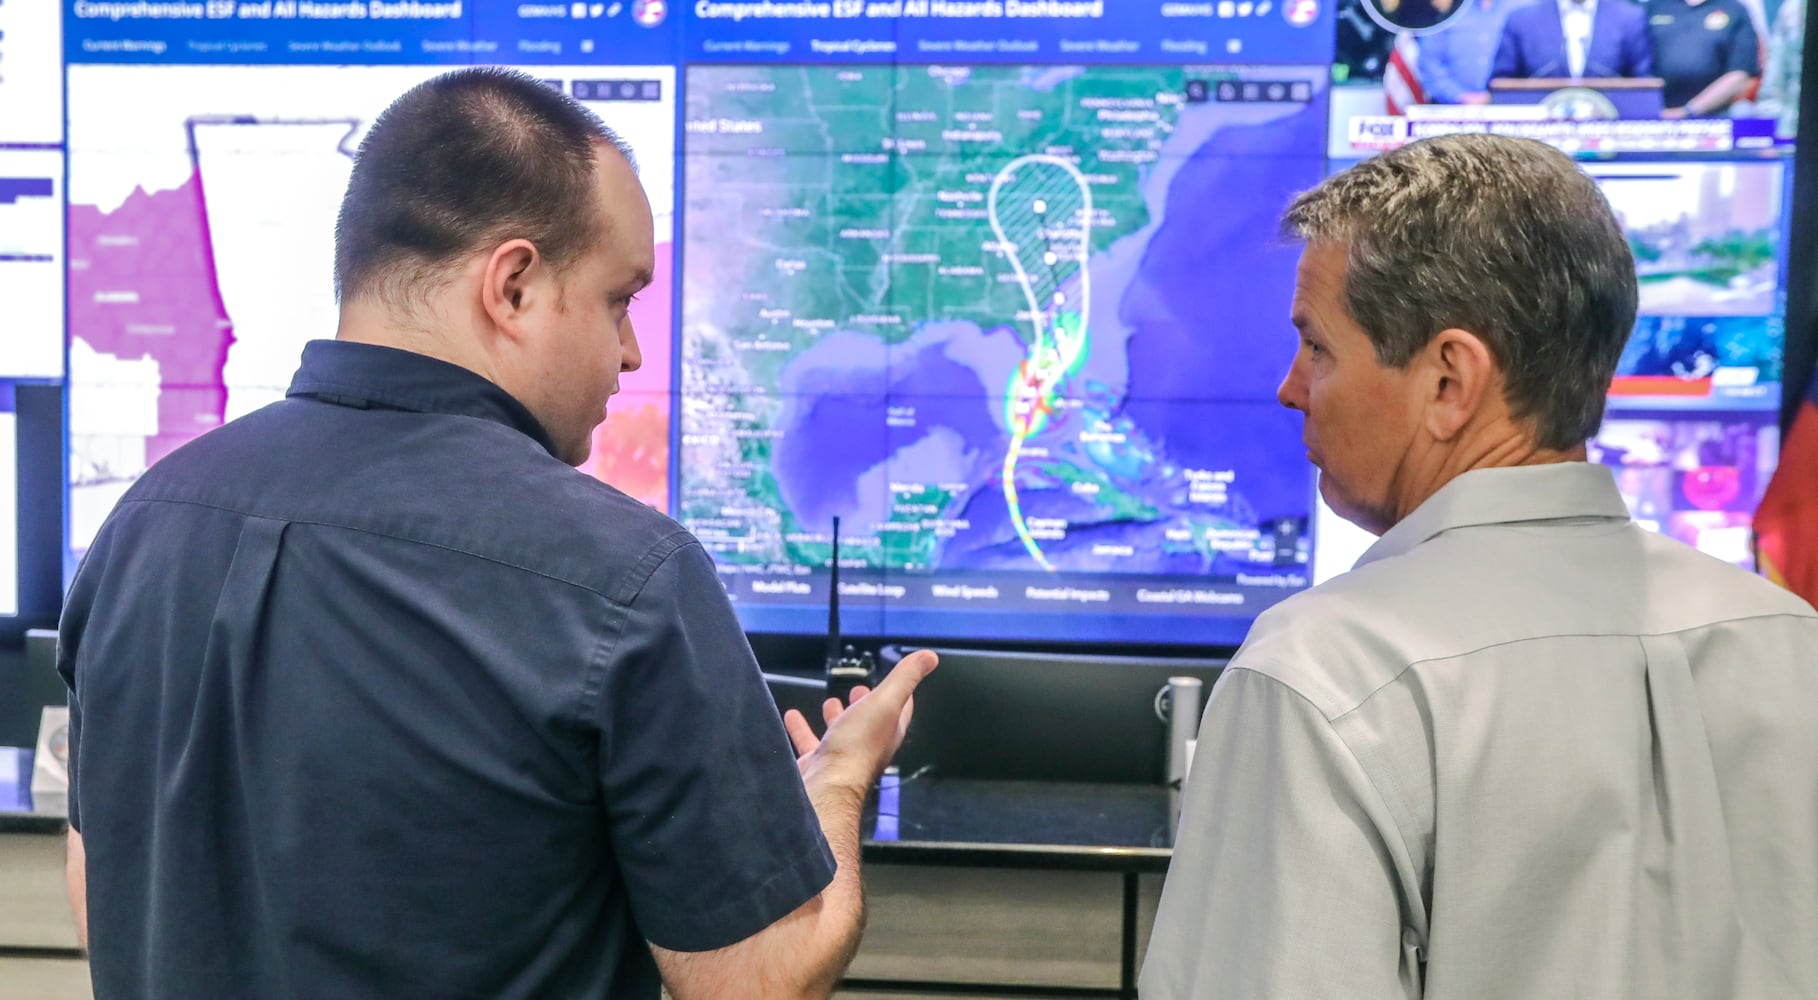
top-left (1142, 134), bottom-right (1818, 998)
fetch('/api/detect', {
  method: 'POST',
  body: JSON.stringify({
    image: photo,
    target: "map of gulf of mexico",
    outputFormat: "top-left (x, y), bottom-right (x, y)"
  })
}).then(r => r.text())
top-left (680, 63), bottom-right (1329, 578)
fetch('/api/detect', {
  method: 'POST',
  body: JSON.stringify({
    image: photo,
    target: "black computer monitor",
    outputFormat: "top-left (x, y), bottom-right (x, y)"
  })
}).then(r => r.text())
top-left (0, 629), bottom-right (62, 749)
top-left (763, 671), bottom-right (830, 732)
top-left (879, 645), bottom-right (1225, 786)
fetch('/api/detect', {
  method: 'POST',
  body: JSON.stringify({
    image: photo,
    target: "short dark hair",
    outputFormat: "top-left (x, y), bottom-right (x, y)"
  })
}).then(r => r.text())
top-left (334, 67), bottom-right (635, 306)
top-left (1282, 134), bottom-right (1637, 450)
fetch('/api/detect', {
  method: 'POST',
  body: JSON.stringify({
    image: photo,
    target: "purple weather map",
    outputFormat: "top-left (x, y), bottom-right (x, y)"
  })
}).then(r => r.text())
top-left (68, 171), bottom-right (235, 466)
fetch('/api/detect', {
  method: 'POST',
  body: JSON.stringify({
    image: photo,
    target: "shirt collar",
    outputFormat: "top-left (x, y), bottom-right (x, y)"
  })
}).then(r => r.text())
top-left (1355, 462), bottom-right (1631, 569)
top-left (286, 339), bottom-right (559, 457)
top-left (1558, 0), bottom-right (1597, 15)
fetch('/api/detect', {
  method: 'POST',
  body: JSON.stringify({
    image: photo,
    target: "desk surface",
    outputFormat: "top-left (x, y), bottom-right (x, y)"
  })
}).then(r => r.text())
top-left (864, 772), bottom-right (1174, 872)
top-left (0, 748), bottom-right (1178, 872)
top-left (0, 748), bottom-right (64, 835)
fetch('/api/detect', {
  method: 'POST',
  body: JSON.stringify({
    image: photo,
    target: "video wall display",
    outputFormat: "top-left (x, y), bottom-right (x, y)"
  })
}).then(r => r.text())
top-left (63, 63), bottom-right (677, 548)
top-left (28, 0), bottom-right (1812, 645)
top-left (1591, 413), bottom-right (1780, 567)
top-left (0, 153), bottom-right (65, 382)
top-left (0, 387), bottom-right (16, 619)
top-left (1333, 0), bottom-right (1805, 154)
top-left (679, 59), bottom-right (1327, 637)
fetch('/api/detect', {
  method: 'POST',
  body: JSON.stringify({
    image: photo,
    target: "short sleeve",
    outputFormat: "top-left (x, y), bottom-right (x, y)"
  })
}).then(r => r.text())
top-left (60, 662), bottom-right (81, 833)
top-left (57, 559), bottom-right (95, 834)
top-left (594, 538), bottom-right (835, 953)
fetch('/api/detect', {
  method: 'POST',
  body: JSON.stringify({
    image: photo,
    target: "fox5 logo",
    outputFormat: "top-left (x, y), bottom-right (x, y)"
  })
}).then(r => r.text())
top-left (1284, 0), bottom-right (1319, 25)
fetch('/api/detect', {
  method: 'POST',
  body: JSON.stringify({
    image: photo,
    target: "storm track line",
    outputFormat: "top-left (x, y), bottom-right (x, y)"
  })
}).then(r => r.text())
top-left (986, 154), bottom-right (1094, 571)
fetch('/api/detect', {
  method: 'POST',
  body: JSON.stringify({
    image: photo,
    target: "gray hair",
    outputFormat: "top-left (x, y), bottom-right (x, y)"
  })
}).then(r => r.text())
top-left (1282, 134), bottom-right (1637, 450)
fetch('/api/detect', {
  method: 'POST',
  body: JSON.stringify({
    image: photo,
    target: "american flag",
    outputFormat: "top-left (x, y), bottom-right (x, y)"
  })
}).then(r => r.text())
top-left (1384, 33), bottom-right (1426, 115)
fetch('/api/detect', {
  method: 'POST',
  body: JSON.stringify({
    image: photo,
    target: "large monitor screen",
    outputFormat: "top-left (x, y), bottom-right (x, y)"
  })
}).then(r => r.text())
top-left (48, 0), bottom-right (1811, 646)
top-left (1314, 0), bottom-right (1806, 581)
top-left (64, 61), bottom-right (677, 545)
top-left (0, 156), bottom-right (65, 382)
top-left (0, 386), bottom-right (17, 619)
top-left (1, 0), bottom-right (65, 381)
top-left (679, 58), bottom-right (1328, 639)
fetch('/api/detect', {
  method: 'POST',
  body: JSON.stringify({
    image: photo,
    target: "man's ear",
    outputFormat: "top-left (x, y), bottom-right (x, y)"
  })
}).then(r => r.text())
top-left (1420, 328), bottom-right (1498, 442)
top-left (479, 239), bottom-right (544, 342)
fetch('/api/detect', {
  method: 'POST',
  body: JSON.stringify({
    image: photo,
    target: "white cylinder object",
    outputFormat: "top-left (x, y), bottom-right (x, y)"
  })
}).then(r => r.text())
top-left (1166, 675), bottom-right (1203, 788)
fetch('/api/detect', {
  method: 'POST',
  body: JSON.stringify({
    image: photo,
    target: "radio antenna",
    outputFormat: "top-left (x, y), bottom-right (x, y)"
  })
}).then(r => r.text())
top-left (825, 516), bottom-right (842, 672)
top-left (823, 516), bottom-right (874, 701)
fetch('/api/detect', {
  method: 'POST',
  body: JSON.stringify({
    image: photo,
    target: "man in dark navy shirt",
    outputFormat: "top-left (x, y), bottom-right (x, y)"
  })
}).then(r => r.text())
top-left (1647, 0), bottom-right (1761, 116)
top-left (59, 68), bottom-right (936, 999)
